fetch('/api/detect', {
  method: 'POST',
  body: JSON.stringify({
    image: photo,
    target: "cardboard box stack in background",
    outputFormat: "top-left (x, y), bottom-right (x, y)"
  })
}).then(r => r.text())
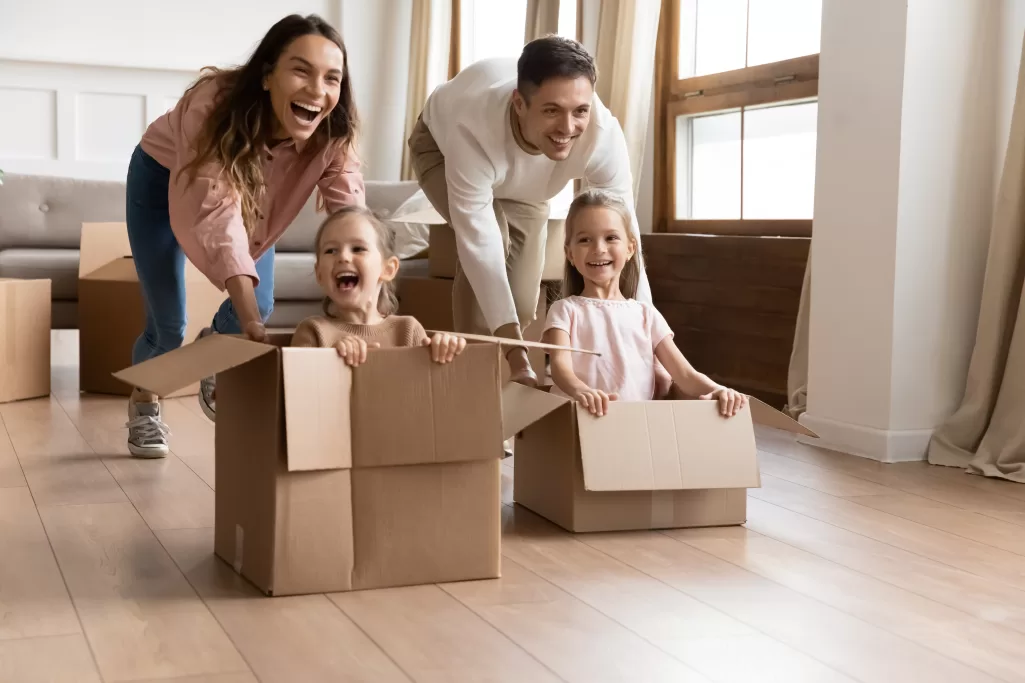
top-left (77, 222), bottom-right (227, 396)
top-left (398, 218), bottom-right (567, 383)
top-left (0, 278), bottom-right (52, 403)
top-left (504, 383), bottom-right (817, 533)
top-left (115, 334), bottom-right (558, 597)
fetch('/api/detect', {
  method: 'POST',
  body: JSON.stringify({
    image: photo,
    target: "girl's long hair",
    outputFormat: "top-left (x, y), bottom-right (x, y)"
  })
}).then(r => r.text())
top-left (314, 206), bottom-right (400, 317)
top-left (177, 14), bottom-right (359, 236)
top-left (561, 189), bottom-right (640, 299)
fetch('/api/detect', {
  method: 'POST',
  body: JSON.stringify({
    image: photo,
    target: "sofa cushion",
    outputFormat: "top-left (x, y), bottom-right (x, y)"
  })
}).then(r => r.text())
top-left (0, 248), bottom-right (80, 299)
top-left (0, 174), bottom-right (125, 250)
top-left (272, 252), bottom-right (319, 300)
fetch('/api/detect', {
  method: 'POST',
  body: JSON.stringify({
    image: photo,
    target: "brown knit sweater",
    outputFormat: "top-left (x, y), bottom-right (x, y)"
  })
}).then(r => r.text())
top-left (290, 314), bottom-right (430, 349)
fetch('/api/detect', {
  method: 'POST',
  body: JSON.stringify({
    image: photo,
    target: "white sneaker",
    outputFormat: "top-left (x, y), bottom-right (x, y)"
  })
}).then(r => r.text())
top-left (126, 400), bottom-right (170, 458)
top-left (196, 327), bottom-right (216, 422)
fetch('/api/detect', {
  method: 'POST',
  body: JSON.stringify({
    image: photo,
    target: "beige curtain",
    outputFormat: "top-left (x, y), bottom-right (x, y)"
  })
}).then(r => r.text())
top-left (593, 0), bottom-right (662, 200)
top-left (525, 0), bottom-right (561, 42)
top-left (400, 1), bottom-right (434, 180)
top-left (926, 41), bottom-right (1025, 484)
top-left (785, 258), bottom-right (811, 419)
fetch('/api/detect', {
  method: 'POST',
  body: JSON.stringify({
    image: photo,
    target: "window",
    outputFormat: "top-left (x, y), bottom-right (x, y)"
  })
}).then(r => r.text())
top-left (455, 0), bottom-right (580, 218)
top-left (657, 0), bottom-right (821, 235)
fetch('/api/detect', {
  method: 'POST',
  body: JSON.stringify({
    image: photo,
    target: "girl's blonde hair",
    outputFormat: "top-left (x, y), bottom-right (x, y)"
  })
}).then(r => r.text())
top-left (177, 14), bottom-right (359, 238)
top-left (314, 206), bottom-right (399, 317)
top-left (562, 189), bottom-right (640, 299)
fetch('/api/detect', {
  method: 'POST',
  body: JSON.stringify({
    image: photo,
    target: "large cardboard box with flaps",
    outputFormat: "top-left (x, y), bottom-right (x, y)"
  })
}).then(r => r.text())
top-left (0, 278), bottom-right (51, 403)
top-left (503, 383), bottom-right (817, 533)
top-left (78, 223), bottom-right (227, 396)
top-left (427, 219), bottom-right (567, 282)
top-left (113, 332), bottom-right (568, 596)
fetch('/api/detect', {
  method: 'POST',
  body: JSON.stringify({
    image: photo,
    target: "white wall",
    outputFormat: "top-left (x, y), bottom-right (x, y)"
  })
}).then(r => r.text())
top-left (0, 0), bottom-right (410, 183)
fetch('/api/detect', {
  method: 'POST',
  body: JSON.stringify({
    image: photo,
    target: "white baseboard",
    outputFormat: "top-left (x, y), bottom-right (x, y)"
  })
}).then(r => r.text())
top-left (796, 413), bottom-right (933, 463)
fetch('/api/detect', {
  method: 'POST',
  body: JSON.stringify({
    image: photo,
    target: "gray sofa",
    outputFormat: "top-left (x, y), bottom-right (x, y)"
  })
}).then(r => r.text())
top-left (0, 172), bottom-right (434, 329)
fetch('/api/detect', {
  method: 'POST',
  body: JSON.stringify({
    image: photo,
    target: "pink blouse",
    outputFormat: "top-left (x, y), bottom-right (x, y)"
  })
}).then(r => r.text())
top-left (544, 295), bottom-right (675, 402)
top-left (139, 76), bottom-right (365, 290)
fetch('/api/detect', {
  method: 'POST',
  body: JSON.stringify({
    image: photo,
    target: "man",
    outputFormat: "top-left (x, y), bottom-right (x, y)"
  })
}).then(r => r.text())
top-left (407, 35), bottom-right (651, 384)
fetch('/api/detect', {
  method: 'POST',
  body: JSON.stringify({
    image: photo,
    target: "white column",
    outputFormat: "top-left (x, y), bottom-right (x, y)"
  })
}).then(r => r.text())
top-left (801, 0), bottom-right (1002, 462)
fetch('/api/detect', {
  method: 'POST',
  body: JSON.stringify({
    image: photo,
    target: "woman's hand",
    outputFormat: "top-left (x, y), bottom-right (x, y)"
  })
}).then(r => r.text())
top-left (243, 320), bottom-right (268, 343)
top-left (700, 386), bottom-right (747, 417)
top-left (572, 387), bottom-right (617, 417)
top-left (423, 332), bottom-right (466, 364)
top-left (333, 336), bottom-right (380, 366)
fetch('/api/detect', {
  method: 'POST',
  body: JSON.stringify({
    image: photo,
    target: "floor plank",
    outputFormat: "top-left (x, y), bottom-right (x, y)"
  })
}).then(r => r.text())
top-left (744, 496), bottom-right (1025, 635)
top-left (579, 530), bottom-right (1002, 683)
top-left (0, 487), bottom-right (80, 640)
top-left (56, 393), bottom-right (215, 530)
top-left (848, 492), bottom-right (1025, 557)
top-left (331, 584), bottom-right (562, 683)
top-left (128, 675), bottom-right (258, 683)
top-left (0, 412), bottom-right (26, 488)
top-left (38, 503), bottom-right (248, 682)
top-left (0, 634), bottom-right (102, 683)
top-left (157, 527), bottom-right (411, 683)
top-left (442, 554), bottom-right (714, 683)
top-left (757, 430), bottom-right (1025, 526)
top-left (751, 474), bottom-right (1025, 589)
top-left (162, 398), bottom-right (217, 490)
top-left (0, 398), bottom-right (127, 507)
top-left (501, 506), bottom-right (855, 683)
top-left (674, 524), bottom-right (1025, 683)
top-left (757, 450), bottom-right (896, 497)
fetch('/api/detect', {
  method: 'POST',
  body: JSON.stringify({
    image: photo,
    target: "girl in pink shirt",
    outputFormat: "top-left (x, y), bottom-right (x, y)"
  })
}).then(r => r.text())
top-left (124, 14), bottom-right (365, 458)
top-left (542, 190), bottom-right (748, 418)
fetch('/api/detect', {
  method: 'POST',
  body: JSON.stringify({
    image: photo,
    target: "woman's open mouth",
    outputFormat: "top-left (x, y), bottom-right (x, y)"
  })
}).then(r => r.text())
top-left (290, 101), bottom-right (322, 125)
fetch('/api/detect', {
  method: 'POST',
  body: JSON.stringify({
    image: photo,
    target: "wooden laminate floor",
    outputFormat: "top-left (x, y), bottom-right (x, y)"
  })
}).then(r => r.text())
top-left (2, 331), bottom-right (1024, 682)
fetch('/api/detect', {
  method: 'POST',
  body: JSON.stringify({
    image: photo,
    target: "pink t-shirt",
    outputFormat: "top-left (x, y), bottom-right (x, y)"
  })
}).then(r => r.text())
top-left (544, 296), bottom-right (675, 402)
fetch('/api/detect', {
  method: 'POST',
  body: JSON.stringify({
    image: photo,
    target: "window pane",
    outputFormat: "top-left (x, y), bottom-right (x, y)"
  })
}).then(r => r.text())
top-left (463, 0), bottom-right (528, 66)
top-left (677, 111), bottom-right (742, 219)
top-left (742, 101), bottom-right (817, 219)
top-left (685, 0), bottom-right (747, 78)
top-left (746, 0), bottom-right (822, 67)
top-left (558, 0), bottom-right (577, 39)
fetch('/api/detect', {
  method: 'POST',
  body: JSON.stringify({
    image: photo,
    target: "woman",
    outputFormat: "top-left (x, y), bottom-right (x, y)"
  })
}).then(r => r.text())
top-left (124, 14), bottom-right (364, 457)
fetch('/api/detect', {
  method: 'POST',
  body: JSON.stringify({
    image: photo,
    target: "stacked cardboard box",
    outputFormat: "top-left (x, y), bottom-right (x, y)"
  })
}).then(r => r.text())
top-left (0, 278), bottom-right (51, 403)
top-left (397, 219), bottom-right (567, 383)
top-left (78, 223), bottom-right (227, 396)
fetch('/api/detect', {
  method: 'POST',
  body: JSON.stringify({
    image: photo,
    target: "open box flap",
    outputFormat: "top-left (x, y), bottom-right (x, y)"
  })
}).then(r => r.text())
top-left (501, 383), bottom-right (571, 441)
top-left (281, 348), bottom-right (353, 472)
top-left (576, 400), bottom-right (762, 492)
top-left (748, 397), bottom-right (818, 437)
top-left (79, 222), bottom-right (132, 279)
top-left (112, 334), bottom-right (275, 397)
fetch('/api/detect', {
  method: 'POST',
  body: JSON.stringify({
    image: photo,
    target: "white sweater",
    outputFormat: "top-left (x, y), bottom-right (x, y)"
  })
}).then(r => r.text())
top-left (421, 57), bottom-right (652, 332)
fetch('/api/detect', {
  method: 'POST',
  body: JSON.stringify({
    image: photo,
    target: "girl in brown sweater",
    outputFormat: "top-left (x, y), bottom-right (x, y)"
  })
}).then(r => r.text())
top-left (291, 205), bottom-right (466, 365)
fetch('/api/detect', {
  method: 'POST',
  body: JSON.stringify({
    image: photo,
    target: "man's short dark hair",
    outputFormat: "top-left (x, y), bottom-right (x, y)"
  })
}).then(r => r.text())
top-left (517, 35), bottom-right (597, 100)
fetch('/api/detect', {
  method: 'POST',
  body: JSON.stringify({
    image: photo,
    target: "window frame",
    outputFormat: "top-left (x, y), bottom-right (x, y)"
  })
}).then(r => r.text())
top-left (653, 0), bottom-right (819, 236)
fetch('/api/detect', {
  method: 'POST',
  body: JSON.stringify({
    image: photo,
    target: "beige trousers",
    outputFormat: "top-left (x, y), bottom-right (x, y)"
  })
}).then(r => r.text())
top-left (407, 116), bottom-right (550, 335)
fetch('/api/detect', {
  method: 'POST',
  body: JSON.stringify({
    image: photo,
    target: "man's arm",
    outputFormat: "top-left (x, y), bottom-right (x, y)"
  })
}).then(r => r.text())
top-left (444, 129), bottom-right (521, 333)
top-left (582, 120), bottom-right (652, 304)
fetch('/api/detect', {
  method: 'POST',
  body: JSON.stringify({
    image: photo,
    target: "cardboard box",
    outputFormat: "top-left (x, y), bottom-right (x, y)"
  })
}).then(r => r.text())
top-left (396, 274), bottom-right (547, 382)
top-left (77, 223), bottom-right (227, 396)
top-left (0, 278), bottom-right (51, 403)
top-left (503, 384), bottom-right (817, 533)
top-left (114, 333), bottom-right (527, 596)
top-left (427, 221), bottom-right (567, 282)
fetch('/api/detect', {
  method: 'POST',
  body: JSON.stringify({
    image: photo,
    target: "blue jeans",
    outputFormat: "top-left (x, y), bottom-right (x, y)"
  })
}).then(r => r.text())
top-left (125, 144), bottom-right (275, 365)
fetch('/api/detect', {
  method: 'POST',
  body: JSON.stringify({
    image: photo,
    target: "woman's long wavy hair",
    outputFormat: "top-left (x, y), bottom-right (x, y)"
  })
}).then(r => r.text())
top-left (177, 14), bottom-right (359, 236)
top-left (562, 189), bottom-right (640, 299)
